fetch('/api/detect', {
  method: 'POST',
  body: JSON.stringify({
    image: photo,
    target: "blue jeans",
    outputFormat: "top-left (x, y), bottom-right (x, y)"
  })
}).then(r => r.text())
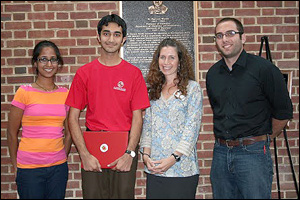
top-left (16, 162), bottom-right (68, 199)
top-left (210, 137), bottom-right (273, 199)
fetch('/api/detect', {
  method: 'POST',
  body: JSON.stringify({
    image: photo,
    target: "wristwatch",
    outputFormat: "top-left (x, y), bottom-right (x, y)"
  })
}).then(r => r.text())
top-left (125, 150), bottom-right (136, 158)
top-left (171, 153), bottom-right (180, 162)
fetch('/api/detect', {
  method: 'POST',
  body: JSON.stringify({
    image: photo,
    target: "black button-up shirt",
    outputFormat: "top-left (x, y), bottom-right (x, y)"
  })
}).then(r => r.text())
top-left (206, 50), bottom-right (293, 140)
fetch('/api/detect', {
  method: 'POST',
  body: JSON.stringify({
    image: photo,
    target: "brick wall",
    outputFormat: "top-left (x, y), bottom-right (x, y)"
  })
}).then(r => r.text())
top-left (1, 1), bottom-right (299, 199)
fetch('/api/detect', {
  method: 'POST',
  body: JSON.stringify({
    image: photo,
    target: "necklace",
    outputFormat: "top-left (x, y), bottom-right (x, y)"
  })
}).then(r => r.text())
top-left (35, 81), bottom-right (56, 91)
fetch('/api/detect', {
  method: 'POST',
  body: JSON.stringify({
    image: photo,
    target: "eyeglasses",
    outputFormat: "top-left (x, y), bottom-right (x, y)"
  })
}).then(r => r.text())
top-left (214, 30), bottom-right (243, 40)
top-left (37, 57), bottom-right (59, 64)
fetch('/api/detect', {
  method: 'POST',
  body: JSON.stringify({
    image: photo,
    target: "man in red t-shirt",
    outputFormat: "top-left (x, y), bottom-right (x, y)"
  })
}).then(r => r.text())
top-left (66, 14), bottom-right (150, 199)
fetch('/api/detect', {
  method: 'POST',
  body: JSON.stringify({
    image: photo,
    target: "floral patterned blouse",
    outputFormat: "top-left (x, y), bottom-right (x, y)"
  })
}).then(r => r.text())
top-left (140, 80), bottom-right (203, 177)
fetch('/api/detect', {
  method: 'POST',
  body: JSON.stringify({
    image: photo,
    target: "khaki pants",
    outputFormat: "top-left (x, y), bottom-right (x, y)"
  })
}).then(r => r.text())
top-left (81, 152), bottom-right (138, 199)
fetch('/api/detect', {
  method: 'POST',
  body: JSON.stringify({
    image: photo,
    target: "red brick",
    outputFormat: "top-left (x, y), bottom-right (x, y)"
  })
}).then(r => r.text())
top-left (63, 57), bottom-right (76, 65)
top-left (286, 191), bottom-right (299, 198)
top-left (262, 26), bottom-right (275, 33)
top-left (48, 21), bottom-right (74, 29)
top-left (66, 181), bottom-right (80, 189)
top-left (57, 30), bottom-right (69, 38)
top-left (262, 9), bottom-right (275, 15)
top-left (235, 9), bottom-right (260, 16)
top-left (70, 48), bottom-right (96, 55)
top-left (7, 76), bottom-right (34, 84)
top-left (28, 13), bottom-right (55, 20)
top-left (98, 12), bottom-right (110, 18)
top-left (136, 178), bottom-right (146, 186)
top-left (57, 13), bottom-right (69, 20)
top-left (276, 26), bottom-right (299, 33)
top-left (135, 188), bottom-right (143, 195)
top-left (200, 2), bottom-right (212, 8)
top-left (257, 17), bottom-right (282, 24)
top-left (13, 13), bottom-right (25, 21)
top-left (198, 27), bottom-right (215, 35)
top-left (201, 18), bottom-right (213, 26)
top-left (1, 14), bottom-right (11, 21)
top-left (68, 163), bottom-right (80, 171)
top-left (5, 22), bottom-right (31, 30)
top-left (257, 1), bottom-right (282, 7)
top-left (33, 4), bottom-right (46, 11)
top-left (48, 4), bottom-right (74, 11)
top-left (242, 1), bottom-right (255, 8)
top-left (284, 1), bottom-right (297, 7)
top-left (1, 31), bottom-right (12, 39)
top-left (5, 4), bottom-right (31, 12)
top-left (33, 22), bottom-right (46, 29)
top-left (244, 26), bottom-right (261, 33)
top-left (70, 12), bottom-right (97, 19)
top-left (265, 35), bottom-right (283, 42)
top-left (6, 40), bottom-right (33, 48)
top-left (276, 8), bottom-right (299, 15)
top-left (284, 52), bottom-right (296, 59)
top-left (75, 190), bottom-right (83, 197)
top-left (284, 17), bottom-right (296, 24)
top-left (77, 39), bottom-right (89, 46)
top-left (65, 190), bottom-right (74, 198)
top-left (71, 30), bottom-right (96, 37)
top-left (1, 193), bottom-right (17, 199)
top-left (14, 31), bottom-right (26, 39)
top-left (278, 61), bottom-right (299, 68)
top-left (1, 182), bottom-right (9, 190)
top-left (51, 39), bottom-right (76, 47)
top-left (199, 45), bottom-right (217, 53)
top-left (76, 3), bottom-right (89, 10)
top-left (1, 86), bottom-right (14, 93)
top-left (215, 1), bottom-right (240, 8)
top-left (1, 50), bottom-right (12, 57)
top-left (277, 44), bottom-right (299, 51)
top-left (1, 174), bottom-right (16, 182)
top-left (201, 53), bottom-right (214, 61)
top-left (77, 56), bottom-right (90, 64)
top-left (222, 9), bottom-right (233, 16)
top-left (28, 30), bottom-right (54, 38)
top-left (199, 10), bottom-right (220, 17)
top-left (70, 66), bottom-right (81, 73)
top-left (244, 18), bottom-right (256, 25)
top-left (90, 3), bottom-right (117, 10)
top-left (7, 58), bottom-right (31, 66)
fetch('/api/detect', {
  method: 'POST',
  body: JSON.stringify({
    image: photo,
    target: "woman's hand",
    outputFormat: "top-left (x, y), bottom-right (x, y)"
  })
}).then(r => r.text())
top-left (151, 156), bottom-right (176, 174)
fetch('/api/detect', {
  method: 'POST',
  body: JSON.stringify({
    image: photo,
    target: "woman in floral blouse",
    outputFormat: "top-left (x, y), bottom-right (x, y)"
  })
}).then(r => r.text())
top-left (140, 38), bottom-right (203, 199)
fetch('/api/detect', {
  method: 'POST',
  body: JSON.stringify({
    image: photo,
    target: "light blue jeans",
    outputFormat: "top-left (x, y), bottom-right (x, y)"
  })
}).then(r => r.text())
top-left (210, 137), bottom-right (273, 199)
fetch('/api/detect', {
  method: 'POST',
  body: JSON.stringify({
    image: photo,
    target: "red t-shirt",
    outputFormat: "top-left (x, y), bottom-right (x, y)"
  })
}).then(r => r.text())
top-left (66, 59), bottom-right (150, 131)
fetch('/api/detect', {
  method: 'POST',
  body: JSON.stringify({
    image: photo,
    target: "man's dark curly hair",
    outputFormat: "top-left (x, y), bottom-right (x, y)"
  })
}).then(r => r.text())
top-left (147, 38), bottom-right (195, 101)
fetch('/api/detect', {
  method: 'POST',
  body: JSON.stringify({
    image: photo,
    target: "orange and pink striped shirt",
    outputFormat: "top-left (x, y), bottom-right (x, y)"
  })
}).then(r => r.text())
top-left (12, 85), bottom-right (69, 169)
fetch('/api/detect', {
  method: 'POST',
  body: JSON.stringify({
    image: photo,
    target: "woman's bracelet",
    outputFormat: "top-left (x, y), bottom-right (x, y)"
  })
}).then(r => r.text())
top-left (140, 151), bottom-right (151, 158)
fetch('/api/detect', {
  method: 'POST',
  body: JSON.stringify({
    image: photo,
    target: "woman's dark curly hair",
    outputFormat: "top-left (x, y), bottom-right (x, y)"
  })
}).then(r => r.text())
top-left (147, 38), bottom-right (195, 101)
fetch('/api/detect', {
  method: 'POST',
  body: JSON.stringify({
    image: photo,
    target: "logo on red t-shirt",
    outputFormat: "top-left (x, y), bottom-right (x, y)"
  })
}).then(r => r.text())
top-left (100, 143), bottom-right (108, 152)
top-left (114, 81), bottom-right (126, 92)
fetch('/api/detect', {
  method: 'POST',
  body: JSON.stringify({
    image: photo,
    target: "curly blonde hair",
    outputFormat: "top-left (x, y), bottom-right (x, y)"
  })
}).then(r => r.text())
top-left (147, 38), bottom-right (195, 101)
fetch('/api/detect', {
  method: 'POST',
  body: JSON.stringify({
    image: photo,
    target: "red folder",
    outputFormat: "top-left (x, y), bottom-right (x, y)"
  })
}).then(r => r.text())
top-left (83, 131), bottom-right (128, 169)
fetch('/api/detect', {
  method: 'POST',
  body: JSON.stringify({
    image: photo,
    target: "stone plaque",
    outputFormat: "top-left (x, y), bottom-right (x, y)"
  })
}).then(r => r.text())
top-left (121, 1), bottom-right (195, 79)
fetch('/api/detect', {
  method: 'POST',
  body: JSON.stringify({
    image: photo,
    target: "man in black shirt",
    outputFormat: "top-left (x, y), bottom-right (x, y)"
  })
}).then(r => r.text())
top-left (206, 17), bottom-right (293, 199)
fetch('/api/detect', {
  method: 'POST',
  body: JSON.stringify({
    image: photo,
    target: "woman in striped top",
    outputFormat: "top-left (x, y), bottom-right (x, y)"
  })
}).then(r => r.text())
top-left (7, 40), bottom-right (72, 199)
